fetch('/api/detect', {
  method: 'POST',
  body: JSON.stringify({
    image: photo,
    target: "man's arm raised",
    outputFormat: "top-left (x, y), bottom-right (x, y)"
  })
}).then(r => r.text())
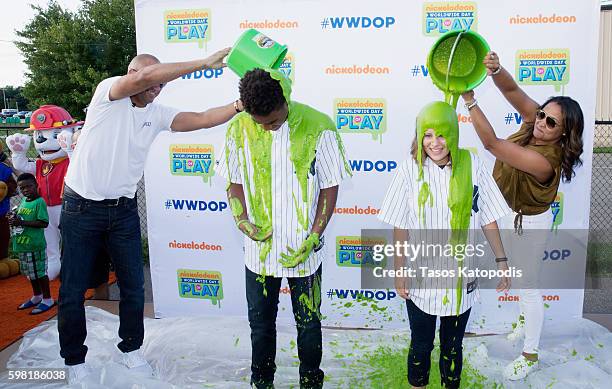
top-left (109, 48), bottom-right (230, 101)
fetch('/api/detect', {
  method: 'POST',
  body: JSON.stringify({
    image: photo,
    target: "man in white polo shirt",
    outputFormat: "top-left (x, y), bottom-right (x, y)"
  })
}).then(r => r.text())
top-left (58, 48), bottom-right (242, 383)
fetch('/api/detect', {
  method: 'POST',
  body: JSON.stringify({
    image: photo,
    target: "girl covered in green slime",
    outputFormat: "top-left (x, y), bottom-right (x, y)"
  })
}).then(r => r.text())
top-left (378, 101), bottom-right (511, 389)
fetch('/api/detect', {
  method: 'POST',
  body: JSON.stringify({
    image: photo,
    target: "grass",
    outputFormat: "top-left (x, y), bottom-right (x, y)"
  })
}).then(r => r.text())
top-left (593, 147), bottom-right (612, 154)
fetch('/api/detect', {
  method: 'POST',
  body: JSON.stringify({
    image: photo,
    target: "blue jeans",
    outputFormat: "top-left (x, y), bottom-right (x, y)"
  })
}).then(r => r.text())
top-left (406, 299), bottom-right (471, 389)
top-left (246, 266), bottom-right (324, 389)
top-left (58, 187), bottom-right (144, 365)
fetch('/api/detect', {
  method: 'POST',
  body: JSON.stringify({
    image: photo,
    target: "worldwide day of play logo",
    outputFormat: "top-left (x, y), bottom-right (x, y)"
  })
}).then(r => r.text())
top-left (334, 98), bottom-right (387, 141)
top-left (551, 192), bottom-right (564, 229)
top-left (422, 2), bottom-right (478, 36)
top-left (336, 236), bottom-right (387, 267)
top-left (177, 269), bottom-right (223, 305)
top-left (279, 53), bottom-right (295, 83)
top-left (164, 9), bottom-right (211, 48)
top-left (169, 144), bottom-right (215, 183)
top-left (515, 49), bottom-right (570, 91)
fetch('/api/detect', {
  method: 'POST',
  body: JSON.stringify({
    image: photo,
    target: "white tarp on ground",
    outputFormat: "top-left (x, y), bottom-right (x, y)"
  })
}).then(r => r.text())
top-left (0, 307), bottom-right (610, 388)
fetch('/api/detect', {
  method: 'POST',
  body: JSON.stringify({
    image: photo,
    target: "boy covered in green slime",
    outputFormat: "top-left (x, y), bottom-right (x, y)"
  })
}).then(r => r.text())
top-left (219, 68), bottom-right (350, 389)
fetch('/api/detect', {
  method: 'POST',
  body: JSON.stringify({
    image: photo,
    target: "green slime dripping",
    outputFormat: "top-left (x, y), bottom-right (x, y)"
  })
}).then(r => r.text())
top-left (229, 197), bottom-right (244, 218)
top-left (433, 32), bottom-right (477, 109)
top-left (416, 101), bottom-right (472, 315)
top-left (225, 68), bottom-right (350, 267)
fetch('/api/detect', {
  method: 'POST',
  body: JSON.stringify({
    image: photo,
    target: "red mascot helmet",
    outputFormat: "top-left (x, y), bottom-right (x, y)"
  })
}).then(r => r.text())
top-left (28, 105), bottom-right (83, 131)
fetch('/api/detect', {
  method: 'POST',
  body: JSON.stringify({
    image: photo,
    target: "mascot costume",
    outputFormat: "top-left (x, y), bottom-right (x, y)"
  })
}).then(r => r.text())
top-left (6, 105), bottom-right (81, 280)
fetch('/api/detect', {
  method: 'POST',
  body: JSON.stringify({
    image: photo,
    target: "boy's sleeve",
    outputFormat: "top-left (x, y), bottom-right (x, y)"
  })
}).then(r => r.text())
top-left (36, 199), bottom-right (49, 223)
top-left (216, 132), bottom-right (242, 185)
top-left (315, 130), bottom-right (349, 189)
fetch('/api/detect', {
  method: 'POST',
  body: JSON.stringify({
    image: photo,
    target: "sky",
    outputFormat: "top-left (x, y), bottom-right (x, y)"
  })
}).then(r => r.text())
top-left (0, 0), bottom-right (81, 87)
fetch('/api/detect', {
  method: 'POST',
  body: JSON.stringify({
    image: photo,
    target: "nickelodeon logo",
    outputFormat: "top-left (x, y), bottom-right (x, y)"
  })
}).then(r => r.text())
top-left (177, 269), bottom-right (223, 305)
top-left (422, 2), bottom-right (478, 36)
top-left (325, 65), bottom-right (390, 75)
top-left (457, 113), bottom-right (472, 123)
top-left (515, 49), bottom-right (570, 89)
top-left (336, 236), bottom-right (387, 267)
top-left (509, 13), bottom-right (576, 25)
top-left (169, 144), bottom-right (215, 183)
top-left (165, 9), bottom-right (211, 48)
top-left (498, 294), bottom-right (560, 302)
top-left (168, 240), bottom-right (223, 251)
top-left (239, 19), bottom-right (299, 29)
top-left (334, 205), bottom-right (380, 215)
top-left (334, 98), bottom-right (387, 142)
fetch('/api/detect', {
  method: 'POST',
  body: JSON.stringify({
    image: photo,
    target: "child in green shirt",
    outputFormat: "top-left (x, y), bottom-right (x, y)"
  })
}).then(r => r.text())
top-left (9, 173), bottom-right (53, 314)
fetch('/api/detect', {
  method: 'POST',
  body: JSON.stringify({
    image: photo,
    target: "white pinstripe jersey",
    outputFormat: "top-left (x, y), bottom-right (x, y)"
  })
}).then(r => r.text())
top-left (218, 121), bottom-right (348, 278)
top-left (378, 153), bottom-right (511, 316)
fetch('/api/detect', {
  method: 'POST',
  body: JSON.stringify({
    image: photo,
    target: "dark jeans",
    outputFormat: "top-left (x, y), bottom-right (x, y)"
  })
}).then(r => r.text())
top-left (246, 266), bottom-right (324, 389)
top-left (406, 299), bottom-right (471, 389)
top-left (58, 187), bottom-right (144, 365)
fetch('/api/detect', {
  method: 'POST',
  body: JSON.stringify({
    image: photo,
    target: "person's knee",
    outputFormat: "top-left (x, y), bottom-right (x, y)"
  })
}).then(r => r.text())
top-left (58, 285), bottom-right (87, 304)
top-left (410, 338), bottom-right (434, 355)
top-left (440, 342), bottom-right (463, 358)
top-left (247, 302), bottom-right (277, 322)
top-left (519, 289), bottom-right (541, 303)
top-left (249, 316), bottom-right (276, 333)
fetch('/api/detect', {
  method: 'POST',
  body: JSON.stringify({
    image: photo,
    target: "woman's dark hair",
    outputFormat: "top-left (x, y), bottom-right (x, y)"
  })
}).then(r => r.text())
top-left (517, 96), bottom-right (584, 182)
top-left (239, 69), bottom-right (286, 116)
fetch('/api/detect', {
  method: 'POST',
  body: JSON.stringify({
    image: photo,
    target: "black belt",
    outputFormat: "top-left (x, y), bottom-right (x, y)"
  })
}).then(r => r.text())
top-left (63, 186), bottom-right (134, 207)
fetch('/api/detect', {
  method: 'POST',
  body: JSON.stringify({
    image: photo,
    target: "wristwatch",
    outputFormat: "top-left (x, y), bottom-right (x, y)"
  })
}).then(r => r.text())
top-left (233, 100), bottom-right (242, 113)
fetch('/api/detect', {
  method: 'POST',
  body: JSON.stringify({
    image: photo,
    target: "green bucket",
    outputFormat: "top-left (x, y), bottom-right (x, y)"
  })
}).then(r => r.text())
top-left (427, 30), bottom-right (490, 105)
top-left (227, 29), bottom-right (288, 78)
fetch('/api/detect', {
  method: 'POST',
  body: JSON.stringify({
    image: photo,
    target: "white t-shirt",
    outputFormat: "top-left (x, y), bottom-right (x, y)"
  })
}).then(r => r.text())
top-left (65, 76), bottom-right (179, 200)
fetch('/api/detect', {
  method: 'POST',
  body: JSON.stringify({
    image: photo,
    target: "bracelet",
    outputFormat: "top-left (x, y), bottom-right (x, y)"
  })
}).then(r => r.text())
top-left (495, 257), bottom-right (508, 263)
top-left (233, 100), bottom-right (242, 113)
top-left (465, 99), bottom-right (478, 111)
top-left (491, 66), bottom-right (502, 76)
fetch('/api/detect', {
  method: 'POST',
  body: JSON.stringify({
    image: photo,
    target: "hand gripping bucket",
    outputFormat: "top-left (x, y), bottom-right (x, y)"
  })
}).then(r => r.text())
top-left (227, 29), bottom-right (288, 78)
top-left (427, 30), bottom-right (490, 107)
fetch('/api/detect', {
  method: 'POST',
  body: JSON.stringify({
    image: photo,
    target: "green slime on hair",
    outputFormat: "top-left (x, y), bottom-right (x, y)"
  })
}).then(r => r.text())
top-left (225, 68), bottom-right (350, 268)
top-left (416, 101), bottom-right (472, 315)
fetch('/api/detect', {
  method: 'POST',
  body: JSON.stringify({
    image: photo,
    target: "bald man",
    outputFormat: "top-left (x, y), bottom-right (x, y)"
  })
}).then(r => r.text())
top-left (58, 48), bottom-right (242, 383)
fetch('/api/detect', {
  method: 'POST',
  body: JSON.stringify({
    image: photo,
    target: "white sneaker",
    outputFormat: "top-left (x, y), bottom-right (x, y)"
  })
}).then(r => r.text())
top-left (503, 355), bottom-right (539, 380)
top-left (507, 315), bottom-right (526, 341)
top-left (121, 349), bottom-right (154, 376)
top-left (67, 363), bottom-right (93, 384)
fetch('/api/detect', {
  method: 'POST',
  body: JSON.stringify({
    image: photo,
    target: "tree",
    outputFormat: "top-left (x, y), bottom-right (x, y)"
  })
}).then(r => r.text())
top-left (15, 0), bottom-right (135, 119)
top-left (1, 86), bottom-right (29, 111)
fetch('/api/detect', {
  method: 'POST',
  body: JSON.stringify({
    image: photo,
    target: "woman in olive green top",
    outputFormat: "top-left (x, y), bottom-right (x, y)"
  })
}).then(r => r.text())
top-left (461, 51), bottom-right (584, 381)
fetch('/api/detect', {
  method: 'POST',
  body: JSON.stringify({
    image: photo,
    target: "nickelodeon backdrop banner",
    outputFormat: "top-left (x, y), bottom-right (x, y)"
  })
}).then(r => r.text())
top-left (138, 0), bottom-right (599, 331)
